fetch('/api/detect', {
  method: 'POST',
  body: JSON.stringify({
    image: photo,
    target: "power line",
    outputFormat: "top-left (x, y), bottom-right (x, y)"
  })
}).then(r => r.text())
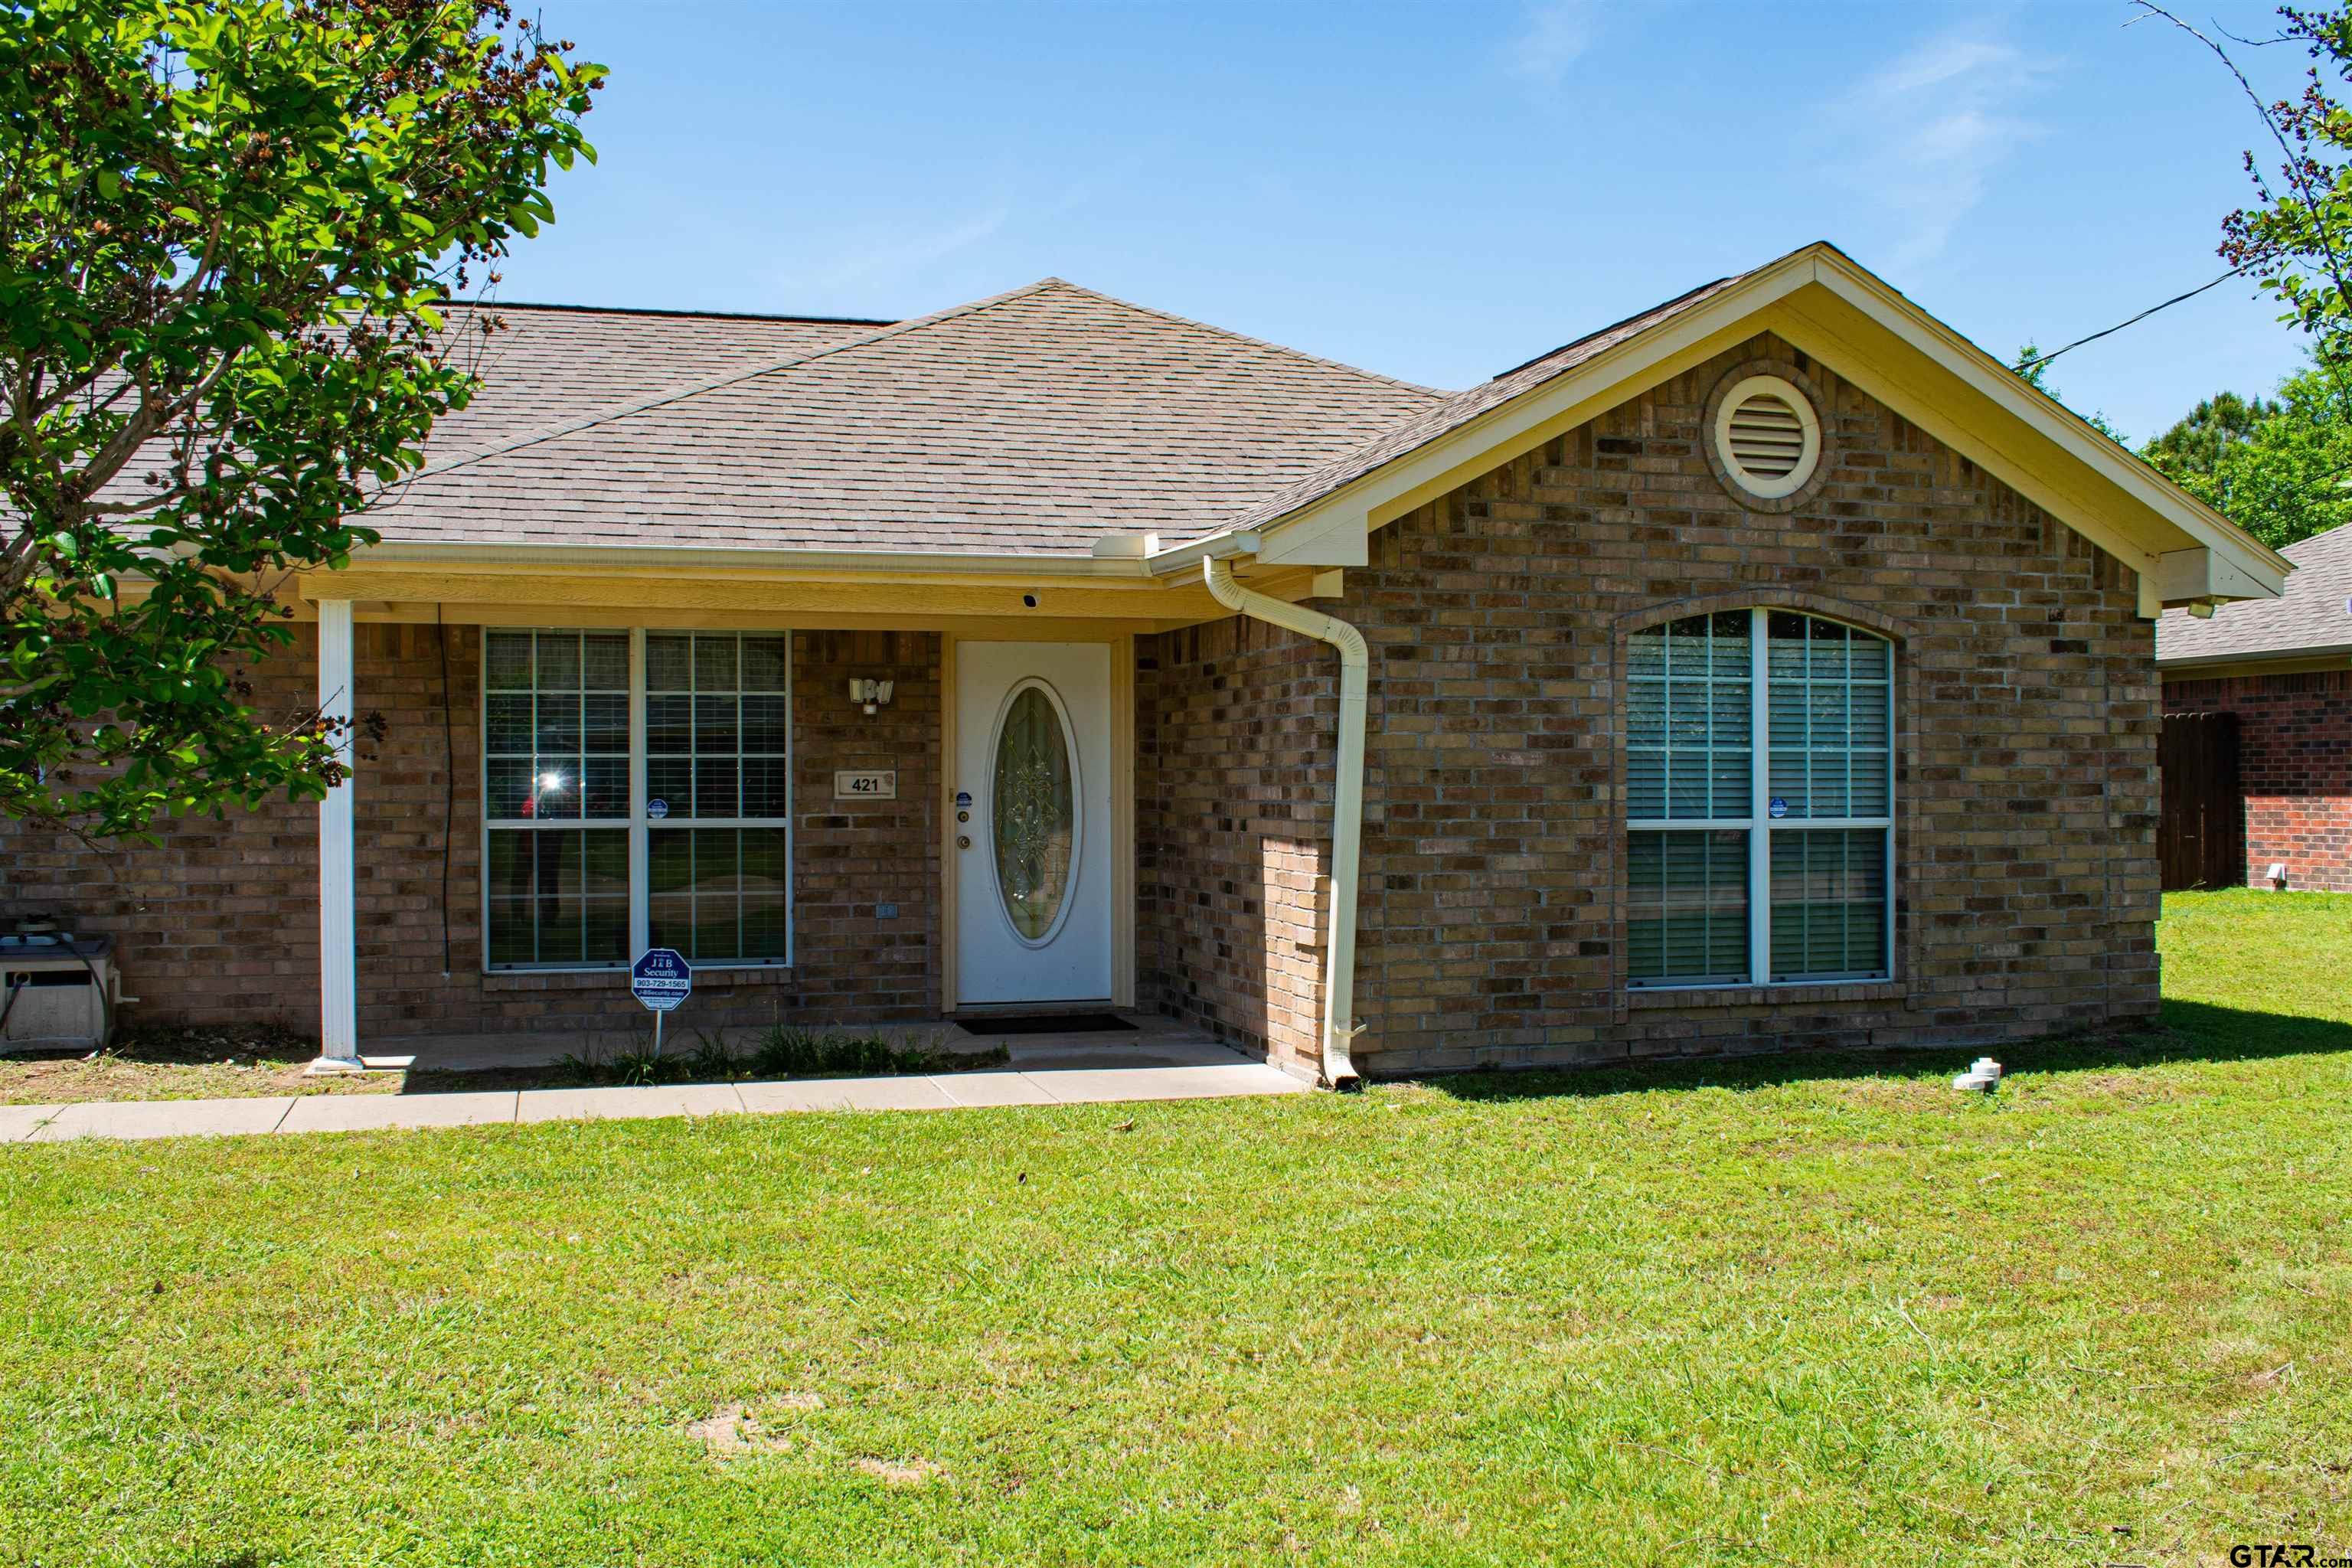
top-left (2013, 265), bottom-right (2253, 375)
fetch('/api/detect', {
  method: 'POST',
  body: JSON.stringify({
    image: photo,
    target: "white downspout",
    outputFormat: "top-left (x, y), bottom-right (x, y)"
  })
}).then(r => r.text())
top-left (1202, 558), bottom-right (1367, 1089)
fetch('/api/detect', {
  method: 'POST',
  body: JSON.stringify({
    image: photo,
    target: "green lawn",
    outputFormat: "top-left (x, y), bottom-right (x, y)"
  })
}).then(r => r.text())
top-left (3, 890), bottom-right (2349, 1566)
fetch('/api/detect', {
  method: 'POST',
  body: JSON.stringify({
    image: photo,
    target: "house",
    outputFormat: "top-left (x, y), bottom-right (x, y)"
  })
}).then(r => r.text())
top-left (0, 243), bottom-right (2289, 1086)
top-left (2156, 523), bottom-right (2352, 891)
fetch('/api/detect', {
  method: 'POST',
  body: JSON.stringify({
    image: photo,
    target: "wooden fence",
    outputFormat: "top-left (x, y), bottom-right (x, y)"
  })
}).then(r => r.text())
top-left (2158, 710), bottom-right (2243, 891)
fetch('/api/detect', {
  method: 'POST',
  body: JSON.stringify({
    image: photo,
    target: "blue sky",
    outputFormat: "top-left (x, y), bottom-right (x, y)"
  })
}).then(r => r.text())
top-left (505, 1), bottom-right (2322, 442)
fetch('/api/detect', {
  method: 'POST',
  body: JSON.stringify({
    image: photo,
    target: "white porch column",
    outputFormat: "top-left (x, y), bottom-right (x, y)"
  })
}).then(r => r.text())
top-left (309, 599), bottom-right (363, 1073)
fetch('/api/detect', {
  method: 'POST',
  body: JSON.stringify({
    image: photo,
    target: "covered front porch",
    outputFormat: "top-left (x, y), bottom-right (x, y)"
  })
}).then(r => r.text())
top-left (292, 547), bottom-right (1358, 1087)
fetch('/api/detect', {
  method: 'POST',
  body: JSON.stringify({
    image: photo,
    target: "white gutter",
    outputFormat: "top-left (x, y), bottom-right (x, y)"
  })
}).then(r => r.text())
top-left (1142, 529), bottom-right (1263, 577)
top-left (2156, 642), bottom-right (2352, 671)
top-left (338, 531), bottom-right (1269, 584)
top-left (1202, 557), bottom-right (1367, 1089)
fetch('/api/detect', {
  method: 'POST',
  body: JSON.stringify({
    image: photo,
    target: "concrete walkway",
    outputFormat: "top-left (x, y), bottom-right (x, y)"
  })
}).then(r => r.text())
top-left (0, 1039), bottom-right (1308, 1145)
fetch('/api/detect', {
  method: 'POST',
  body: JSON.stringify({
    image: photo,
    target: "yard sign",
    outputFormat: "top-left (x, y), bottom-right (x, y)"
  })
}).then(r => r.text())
top-left (631, 947), bottom-right (691, 1058)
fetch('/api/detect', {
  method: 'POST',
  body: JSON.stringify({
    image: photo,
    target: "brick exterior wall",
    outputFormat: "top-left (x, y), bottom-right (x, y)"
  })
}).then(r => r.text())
top-left (1135, 331), bottom-right (2163, 1077)
top-left (6, 330), bottom-right (2167, 1074)
top-left (2162, 668), bottom-right (2352, 892)
top-left (1136, 616), bottom-right (1334, 1078)
top-left (0, 624), bottom-right (942, 1040)
top-left (789, 632), bottom-right (942, 1018)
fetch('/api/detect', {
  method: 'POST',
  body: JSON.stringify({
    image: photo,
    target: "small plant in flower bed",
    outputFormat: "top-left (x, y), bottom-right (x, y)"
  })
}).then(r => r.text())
top-left (554, 1028), bottom-right (1002, 1087)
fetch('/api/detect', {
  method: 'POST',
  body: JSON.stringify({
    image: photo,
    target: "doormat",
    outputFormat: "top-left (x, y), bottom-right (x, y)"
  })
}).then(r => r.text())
top-left (955, 1013), bottom-right (1136, 1037)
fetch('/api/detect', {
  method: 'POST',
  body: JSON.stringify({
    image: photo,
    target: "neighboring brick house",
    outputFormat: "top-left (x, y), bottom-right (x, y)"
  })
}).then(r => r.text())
top-left (2158, 524), bottom-right (2352, 891)
top-left (0, 243), bottom-right (2289, 1084)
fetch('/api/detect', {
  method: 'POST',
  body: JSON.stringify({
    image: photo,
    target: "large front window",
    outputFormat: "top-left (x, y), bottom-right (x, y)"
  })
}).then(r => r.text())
top-left (1626, 609), bottom-right (1892, 988)
top-left (483, 629), bottom-right (792, 971)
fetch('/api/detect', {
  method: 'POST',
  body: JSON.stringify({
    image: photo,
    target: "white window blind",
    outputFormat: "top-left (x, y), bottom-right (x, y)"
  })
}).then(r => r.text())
top-left (1627, 609), bottom-right (1893, 988)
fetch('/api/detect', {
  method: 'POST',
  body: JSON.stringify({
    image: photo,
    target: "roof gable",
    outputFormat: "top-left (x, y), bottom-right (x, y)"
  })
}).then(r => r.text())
top-left (1204, 244), bottom-right (2289, 616)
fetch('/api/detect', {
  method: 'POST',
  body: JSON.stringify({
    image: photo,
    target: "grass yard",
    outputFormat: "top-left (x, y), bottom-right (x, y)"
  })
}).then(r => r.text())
top-left (2, 889), bottom-right (2348, 1566)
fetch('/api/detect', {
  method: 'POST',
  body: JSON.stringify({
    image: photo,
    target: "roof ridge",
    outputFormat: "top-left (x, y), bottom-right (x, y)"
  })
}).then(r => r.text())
top-left (448, 298), bottom-right (896, 327)
top-left (400, 278), bottom-right (1070, 485)
top-left (1034, 278), bottom-right (1448, 400)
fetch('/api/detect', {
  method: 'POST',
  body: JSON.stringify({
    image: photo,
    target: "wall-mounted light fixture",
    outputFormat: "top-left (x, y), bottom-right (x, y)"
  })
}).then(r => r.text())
top-left (848, 678), bottom-right (894, 715)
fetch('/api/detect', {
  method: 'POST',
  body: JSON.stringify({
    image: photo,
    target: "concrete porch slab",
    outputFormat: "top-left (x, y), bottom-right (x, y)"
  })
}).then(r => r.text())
top-left (375, 1011), bottom-right (1246, 1078)
top-left (1001, 1035), bottom-right (1251, 1071)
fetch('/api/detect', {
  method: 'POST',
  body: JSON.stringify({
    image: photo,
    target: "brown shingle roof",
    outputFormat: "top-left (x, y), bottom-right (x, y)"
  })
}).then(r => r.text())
top-left (420, 301), bottom-right (889, 461)
top-left (370, 279), bottom-right (1444, 557)
top-left (2157, 523), bottom-right (2352, 665)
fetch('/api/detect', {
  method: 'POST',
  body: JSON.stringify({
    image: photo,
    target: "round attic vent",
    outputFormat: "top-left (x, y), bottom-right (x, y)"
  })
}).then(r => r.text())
top-left (1713, 374), bottom-right (1821, 500)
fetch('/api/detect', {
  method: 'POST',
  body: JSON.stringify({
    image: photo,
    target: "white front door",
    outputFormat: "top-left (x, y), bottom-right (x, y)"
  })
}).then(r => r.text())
top-left (955, 641), bottom-right (1114, 1006)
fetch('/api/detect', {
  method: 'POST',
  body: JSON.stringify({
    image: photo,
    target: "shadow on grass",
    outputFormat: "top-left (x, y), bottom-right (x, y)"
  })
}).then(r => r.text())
top-left (1406, 1000), bottom-right (2352, 1105)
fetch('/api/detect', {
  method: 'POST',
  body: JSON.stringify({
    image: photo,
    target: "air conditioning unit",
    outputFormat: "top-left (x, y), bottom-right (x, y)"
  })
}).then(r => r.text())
top-left (0, 934), bottom-right (119, 1054)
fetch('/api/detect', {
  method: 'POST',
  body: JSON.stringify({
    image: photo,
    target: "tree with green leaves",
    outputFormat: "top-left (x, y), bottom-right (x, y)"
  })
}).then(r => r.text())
top-left (1, 0), bottom-right (601, 838)
top-left (2142, 359), bottom-right (2352, 550)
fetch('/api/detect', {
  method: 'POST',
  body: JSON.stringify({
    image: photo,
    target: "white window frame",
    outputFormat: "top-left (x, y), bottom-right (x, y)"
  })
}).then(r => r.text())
top-left (1627, 606), bottom-right (1893, 990)
top-left (480, 626), bottom-right (794, 974)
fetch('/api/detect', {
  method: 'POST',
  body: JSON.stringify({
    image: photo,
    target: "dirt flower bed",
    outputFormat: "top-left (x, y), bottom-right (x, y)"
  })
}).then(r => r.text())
top-left (0, 1022), bottom-right (394, 1106)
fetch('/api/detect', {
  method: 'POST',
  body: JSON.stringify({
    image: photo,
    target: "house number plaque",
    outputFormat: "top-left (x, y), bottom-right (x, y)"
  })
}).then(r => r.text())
top-left (834, 769), bottom-right (897, 801)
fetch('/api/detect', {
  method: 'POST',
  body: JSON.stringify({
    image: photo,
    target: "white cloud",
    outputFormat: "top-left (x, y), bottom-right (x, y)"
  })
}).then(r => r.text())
top-left (1833, 23), bottom-right (2050, 270)
top-left (1509, 0), bottom-right (1601, 85)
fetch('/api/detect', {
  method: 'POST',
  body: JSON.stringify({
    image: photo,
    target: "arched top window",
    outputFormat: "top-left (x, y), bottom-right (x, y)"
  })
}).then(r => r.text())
top-left (1625, 609), bottom-right (1893, 988)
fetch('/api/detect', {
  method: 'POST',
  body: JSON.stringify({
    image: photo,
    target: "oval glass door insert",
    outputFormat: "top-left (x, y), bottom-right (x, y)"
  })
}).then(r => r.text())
top-left (991, 681), bottom-right (1080, 943)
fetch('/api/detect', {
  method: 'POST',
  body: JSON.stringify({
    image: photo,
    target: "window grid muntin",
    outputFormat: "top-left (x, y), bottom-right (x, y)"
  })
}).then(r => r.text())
top-left (643, 632), bottom-right (790, 965)
top-left (1628, 608), bottom-right (1893, 989)
top-left (1627, 610), bottom-right (1752, 821)
top-left (482, 628), bottom-right (793, 973)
